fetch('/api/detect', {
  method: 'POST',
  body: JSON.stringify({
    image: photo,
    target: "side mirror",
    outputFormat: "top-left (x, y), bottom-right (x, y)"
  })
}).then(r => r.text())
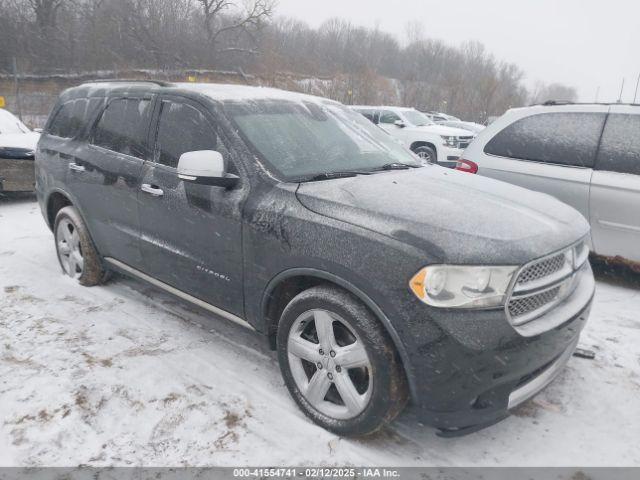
top-left (393, 119), bottom-right (406, 128)
top-left (177, 150), bottom-right (239, 188)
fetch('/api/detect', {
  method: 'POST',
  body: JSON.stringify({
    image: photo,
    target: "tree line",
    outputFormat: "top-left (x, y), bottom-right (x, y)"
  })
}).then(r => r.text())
top-left (0, 0), bottom-right (577, 121)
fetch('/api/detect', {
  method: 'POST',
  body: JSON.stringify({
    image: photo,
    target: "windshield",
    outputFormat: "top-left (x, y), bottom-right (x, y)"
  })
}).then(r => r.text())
top-left (226, 99), bottom-right (420, 180)
top-left (402, 110), bottom-right (434, 127)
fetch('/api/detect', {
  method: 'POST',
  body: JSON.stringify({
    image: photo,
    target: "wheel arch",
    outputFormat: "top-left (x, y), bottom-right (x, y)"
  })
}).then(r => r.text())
top-left (46, 189), bottom-right (74, 231)
top-left (410, 140), bottom-right (437, 155)
top-left (261, 267), bottom-right (417, 401)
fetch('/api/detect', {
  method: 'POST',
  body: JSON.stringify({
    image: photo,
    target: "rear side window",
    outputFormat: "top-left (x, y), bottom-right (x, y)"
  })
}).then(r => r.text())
top-left (357, 109), bottom-right (378, 124)
top-left (92, 98), bottom-right (151, 158)
top-left (595, 114), bottom-right (640, 175)
top-left (47, 99), bottom-right (91, 138)
top-left (154, 101), bottom-right (217, 168)
top-left (484, 112), bottom-right (606, 167)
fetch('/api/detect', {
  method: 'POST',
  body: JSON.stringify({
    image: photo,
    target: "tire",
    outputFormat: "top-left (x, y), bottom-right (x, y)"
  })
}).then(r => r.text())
top-left (53, 206), bottom-right (106, 286)
top-left (276, 285), bottom-right (408, 436)
top-left (413, 145), bottom-right (437, 164)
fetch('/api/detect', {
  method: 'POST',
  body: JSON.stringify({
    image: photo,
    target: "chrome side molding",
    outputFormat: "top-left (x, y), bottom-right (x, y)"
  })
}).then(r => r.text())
top-left (104, 257), bottom-right (255, 331)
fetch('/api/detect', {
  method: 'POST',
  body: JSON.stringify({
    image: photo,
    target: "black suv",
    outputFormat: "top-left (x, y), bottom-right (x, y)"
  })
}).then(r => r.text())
top-left (36, 81), bottom-right (595, 436)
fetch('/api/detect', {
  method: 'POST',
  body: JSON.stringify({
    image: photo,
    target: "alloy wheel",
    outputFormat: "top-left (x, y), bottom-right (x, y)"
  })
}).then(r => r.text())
top-left (416, 149), bottom-right (434, 163)
top-left (287, 309), bottom-right (372, 419)
top-left (56, 218), bottom-right (84, 279)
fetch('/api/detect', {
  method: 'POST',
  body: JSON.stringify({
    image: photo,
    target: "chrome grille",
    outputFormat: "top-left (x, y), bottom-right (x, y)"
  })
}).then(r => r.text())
top-left (508, 286), bottom-right (561, 318)
top-left (507, 240), bottom-right (589, 330)
top-left (516, 253), bottom-right (566, 285)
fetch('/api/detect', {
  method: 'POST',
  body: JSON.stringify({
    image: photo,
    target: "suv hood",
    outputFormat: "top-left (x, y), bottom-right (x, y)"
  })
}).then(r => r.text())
top-left (296, 166), bottom-right (589, 265)
top-left (0, 132), bottom-right (39, 150)
top-left (409, 124), bottom-right (473, 137)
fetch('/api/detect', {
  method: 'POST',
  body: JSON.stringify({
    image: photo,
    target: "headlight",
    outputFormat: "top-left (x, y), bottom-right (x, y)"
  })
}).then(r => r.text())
top-left (440, 135), bottom-right (458, 147)
top-left (409, 265), bottom-right (517, 308)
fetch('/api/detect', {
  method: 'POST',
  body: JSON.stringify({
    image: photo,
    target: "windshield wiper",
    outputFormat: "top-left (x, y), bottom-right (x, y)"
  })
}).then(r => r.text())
top-left (295, 164), bottom-right (418, 182)
top-left (296, 170), bottom-right (372, 182)
top-left (373, 162), bottom-right (420, 171)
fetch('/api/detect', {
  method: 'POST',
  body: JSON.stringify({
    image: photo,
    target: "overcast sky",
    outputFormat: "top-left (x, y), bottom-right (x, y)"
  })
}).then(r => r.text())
top-left (275, 0), bottom-right (639, 103)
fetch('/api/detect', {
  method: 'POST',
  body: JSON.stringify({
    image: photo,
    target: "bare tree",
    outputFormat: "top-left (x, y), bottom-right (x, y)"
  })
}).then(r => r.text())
top-left (195, 0), bottom-right (274, 64)
top-left (0, 0), bottom-right (575, 121)
top-left (27, 0), bottom-right (64, 29)
top-left (529, 81), bottom-right (578, 104)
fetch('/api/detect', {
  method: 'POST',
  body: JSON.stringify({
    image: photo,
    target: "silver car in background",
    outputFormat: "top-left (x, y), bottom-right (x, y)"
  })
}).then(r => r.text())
top-left (462, 103), bottom-right (640, 266)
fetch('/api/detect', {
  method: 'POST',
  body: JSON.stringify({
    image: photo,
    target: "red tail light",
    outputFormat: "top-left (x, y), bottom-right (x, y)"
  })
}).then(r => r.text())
top-left (455, 159), bottom-right (478, 174)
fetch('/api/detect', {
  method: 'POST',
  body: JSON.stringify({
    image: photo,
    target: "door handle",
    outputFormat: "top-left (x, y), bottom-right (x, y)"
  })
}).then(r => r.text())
top-left (68, 162), bottom-right (86, 172)
top-left (141, 183), bottom-right (164, 197)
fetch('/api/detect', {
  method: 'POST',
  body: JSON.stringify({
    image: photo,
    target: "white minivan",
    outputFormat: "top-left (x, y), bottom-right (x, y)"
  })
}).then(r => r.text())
top-left (462, 103), bottom-right (640, 265)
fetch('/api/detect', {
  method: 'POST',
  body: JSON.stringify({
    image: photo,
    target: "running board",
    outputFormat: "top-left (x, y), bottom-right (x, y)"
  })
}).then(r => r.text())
top-left (104, 257), bottom-right (255, 331)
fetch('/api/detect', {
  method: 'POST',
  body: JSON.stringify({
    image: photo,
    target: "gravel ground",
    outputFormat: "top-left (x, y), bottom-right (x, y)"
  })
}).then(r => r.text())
top-left (1, 194), bottom-right (639, 466)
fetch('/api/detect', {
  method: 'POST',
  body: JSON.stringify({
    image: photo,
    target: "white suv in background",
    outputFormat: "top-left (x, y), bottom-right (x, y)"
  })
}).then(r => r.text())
top-left (351, 106), bottom-right (475, 165)
top-left (462, 102), bottom-right (640, 266)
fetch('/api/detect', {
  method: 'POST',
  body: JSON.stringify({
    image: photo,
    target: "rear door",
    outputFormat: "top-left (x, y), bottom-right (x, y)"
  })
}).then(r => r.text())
top-left (77, 95), bottom-right (153, 267)
top-left (590, 107), bottom-right (640, 262)
top-left (480, 108), bottom-right (608, 222)
top-left (137, 95), bottom-right (246, 316)
top-left (39, 98), bottom-right (100, 202)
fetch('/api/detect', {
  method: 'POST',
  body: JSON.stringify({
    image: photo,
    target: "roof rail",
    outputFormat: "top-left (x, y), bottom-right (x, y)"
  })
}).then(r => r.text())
top-left (88, 79), bottom-right (173, 87)
top-left (536, 100), bottom-right (640, 107)
top-left (541, 100), bottom-right (574, 106)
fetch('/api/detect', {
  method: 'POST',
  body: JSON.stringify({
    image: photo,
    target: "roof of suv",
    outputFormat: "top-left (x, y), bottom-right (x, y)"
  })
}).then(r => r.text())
top-left (535, 100), bottom-right (640, 107)
top-left (351, 105), bottom-right (418, 112)
top-left (71, 80), bottom-right (333, 104)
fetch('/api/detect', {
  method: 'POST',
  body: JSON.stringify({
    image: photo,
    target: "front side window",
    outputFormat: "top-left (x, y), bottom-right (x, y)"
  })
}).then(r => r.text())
top-left (155, 101), bottom-right (217, 168)
top-left (92, 98), bottom-right (151, 158)
top-left (595, 114), bottom-right (640, 175)
top-left (226, 100), bottom-right (420, 180)
top-left (379, 110), bottom-right (402, 124)
top-left (484, 112), bottom-right (606, 168)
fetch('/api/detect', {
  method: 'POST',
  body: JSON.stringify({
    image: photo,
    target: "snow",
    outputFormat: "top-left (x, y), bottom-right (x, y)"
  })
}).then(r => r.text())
top-left (1, 195), bottom-right (639, 466)
top-left (0, 108), bottom-right (39, 149)
top-left (172, 82), bottom-right (336, 104)
top-left (0, 132), bottom-right (39, 150)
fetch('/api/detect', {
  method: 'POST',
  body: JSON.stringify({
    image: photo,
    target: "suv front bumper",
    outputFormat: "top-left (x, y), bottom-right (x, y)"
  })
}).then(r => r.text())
top-left (407, 263), bottom-right (595, 435)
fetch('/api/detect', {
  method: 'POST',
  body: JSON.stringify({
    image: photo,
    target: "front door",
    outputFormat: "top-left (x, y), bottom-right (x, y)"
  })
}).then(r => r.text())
top-left (137, 96), bottom-right (246, 316)
top-left (377, 109), bottom-right (406, 139)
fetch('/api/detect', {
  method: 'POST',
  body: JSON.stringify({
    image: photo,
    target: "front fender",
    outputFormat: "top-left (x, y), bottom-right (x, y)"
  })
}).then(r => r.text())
top-left (260, 266), bottom-right (420, 403)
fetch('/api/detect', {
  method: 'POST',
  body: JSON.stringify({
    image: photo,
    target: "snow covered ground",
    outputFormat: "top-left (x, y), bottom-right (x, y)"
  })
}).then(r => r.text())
top-left (1, 194), bottom-right (639, 467)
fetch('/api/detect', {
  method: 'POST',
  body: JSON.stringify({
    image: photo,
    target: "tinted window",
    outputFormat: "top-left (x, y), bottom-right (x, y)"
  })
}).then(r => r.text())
top-left (357, 109), bottom-right (378, 124)
top-left (92, 98), bottom-right (151, 157)
top-left (484, 112), bottom-right (606, 167)
top-left (48, 99), bottom-right (90, 138)
top-left (595, 114), bottom-right (640, 175)
top-left (155, 101), bottom-right (217, 168)
top-left (379, 110), bottom-right (401, 124)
